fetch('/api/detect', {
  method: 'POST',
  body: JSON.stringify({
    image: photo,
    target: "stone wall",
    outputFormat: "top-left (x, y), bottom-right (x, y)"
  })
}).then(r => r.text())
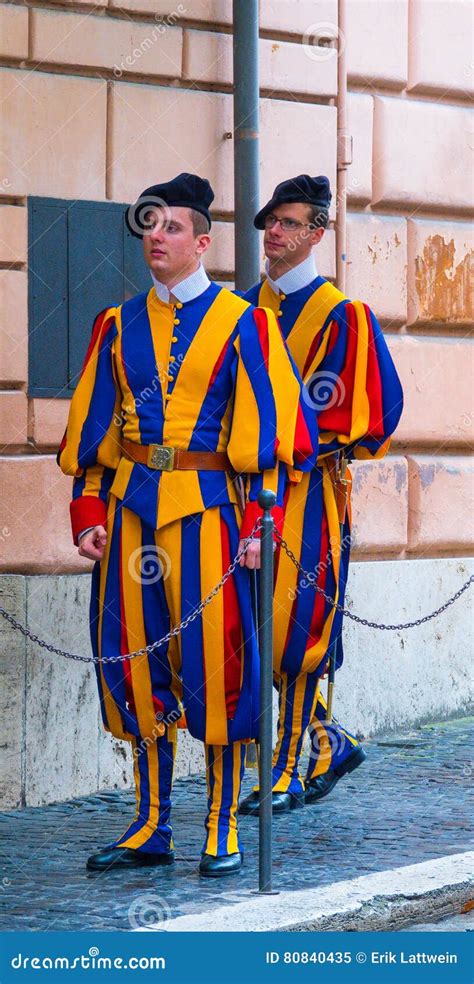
top-left (0, 0), bottom-right (472, 807)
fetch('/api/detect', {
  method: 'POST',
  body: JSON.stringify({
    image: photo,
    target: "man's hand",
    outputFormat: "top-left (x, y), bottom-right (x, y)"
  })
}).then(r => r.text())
top-left (239, 537), bottom-right (261, 569)
top-left (78, 525), bottom-right (107, 561)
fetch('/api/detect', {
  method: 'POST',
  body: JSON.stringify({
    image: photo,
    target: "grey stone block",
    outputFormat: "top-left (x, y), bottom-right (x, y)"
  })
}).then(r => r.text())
top-left (0, 576), bottom-right (26, 809)
top-left (24, 575), bottom-right (100, 806)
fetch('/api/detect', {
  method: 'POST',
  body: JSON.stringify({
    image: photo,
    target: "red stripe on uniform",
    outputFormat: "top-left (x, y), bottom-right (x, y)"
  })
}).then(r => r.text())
top-left (81, 309), bottom-right (115, 373)
top-left (318, 303), bottom-right (357, 433)
top-left (253, 308), bottom-right (270, 370)
top-left (302, 325), bottom-right (328, 380)
top-left (364, 304), bottom-right (385, 437)
top-left (220, 516), bottom-right (242, 719)
top-left (293, 404), bottom-right (315, 463)
top-left (207, 336), bottom-right (232, 393)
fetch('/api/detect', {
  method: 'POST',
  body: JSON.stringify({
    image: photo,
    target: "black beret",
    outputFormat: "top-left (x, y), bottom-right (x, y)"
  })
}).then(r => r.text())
top-left (254, 174), bottom-right (332, 229)
top-left (126, 172), bottom-right (214, 238)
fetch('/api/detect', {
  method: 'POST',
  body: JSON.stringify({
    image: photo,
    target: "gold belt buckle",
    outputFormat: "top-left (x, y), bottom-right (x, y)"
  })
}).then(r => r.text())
top-left (147, 444), bottom-right (175, 471)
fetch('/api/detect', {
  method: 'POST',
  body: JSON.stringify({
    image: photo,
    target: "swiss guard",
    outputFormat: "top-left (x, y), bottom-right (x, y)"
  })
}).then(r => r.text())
top-left (57, 173), bottom-right (317, 877)
top-left (239, 174), bottom-right (404, 815)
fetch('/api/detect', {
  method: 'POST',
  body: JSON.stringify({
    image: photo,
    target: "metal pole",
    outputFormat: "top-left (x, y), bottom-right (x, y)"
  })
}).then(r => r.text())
top-left (336, 0), bottom-right (351, 293)
top-left (232, 0), bottom-right (260, 292)
top-left (257, 489), bottom-right (276, 893)
top-left (326, 453), bottom-right (349, 722)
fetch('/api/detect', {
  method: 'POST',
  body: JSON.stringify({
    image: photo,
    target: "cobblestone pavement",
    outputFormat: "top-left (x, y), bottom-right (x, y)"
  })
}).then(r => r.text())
top-left (1, 718), bottom-right (472, 931)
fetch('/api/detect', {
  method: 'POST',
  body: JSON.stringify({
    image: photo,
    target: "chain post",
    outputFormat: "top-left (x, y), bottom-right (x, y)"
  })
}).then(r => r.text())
top-left (256, 489), bottom-right (278, 895)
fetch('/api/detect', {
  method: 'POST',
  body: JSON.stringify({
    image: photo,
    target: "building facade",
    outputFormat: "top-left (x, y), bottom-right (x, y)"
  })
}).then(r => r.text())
top-left (0, 0), bottom-right (472, 808)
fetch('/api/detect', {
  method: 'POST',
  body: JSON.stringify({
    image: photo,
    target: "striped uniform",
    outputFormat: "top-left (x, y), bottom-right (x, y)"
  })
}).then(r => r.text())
top-left (245, 274), bottom-right (403, 793)
top-left (58, 281), bottom-right (317, 854)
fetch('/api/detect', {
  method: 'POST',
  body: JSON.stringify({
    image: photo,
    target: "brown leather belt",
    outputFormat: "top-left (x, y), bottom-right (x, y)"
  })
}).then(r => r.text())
top-left (122, 438), bottom-right (230, 472)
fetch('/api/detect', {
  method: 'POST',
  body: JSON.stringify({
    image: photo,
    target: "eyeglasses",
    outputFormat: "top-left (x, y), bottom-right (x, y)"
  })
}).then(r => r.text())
top-left (264, 214), bottom-right (315, 232)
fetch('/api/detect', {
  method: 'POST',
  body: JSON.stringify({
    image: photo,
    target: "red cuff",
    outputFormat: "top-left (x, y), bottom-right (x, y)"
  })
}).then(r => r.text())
top-left (70, 496), bottom-right (107, 546)
top-left (239, 500), bottom-right (284, 540)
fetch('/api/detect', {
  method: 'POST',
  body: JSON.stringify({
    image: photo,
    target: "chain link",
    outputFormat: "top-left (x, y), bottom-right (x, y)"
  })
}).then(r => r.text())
top-left (274, 528), bottom-right (474, 630)
top-left (1, 518), bottom-right (472, 660)
top-left (0, 523), bottom-right (261, 664)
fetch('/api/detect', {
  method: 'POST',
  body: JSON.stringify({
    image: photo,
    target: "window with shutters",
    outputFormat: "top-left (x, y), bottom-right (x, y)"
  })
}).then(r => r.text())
top-left (27, 197), bottom-right (150, 398)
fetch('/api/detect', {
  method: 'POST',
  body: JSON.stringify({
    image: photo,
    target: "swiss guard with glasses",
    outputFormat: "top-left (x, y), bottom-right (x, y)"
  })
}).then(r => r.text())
top-left (240, 174), bottom-right (404, 816)
top-left (57, 172), bottom-right (317, 877)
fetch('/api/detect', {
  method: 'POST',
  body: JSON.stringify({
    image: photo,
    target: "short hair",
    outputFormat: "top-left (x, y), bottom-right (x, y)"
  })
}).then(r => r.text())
top-left (189, 208), bottom-right (210, 236)
top-left (306, 204), bottom-right (329, 230)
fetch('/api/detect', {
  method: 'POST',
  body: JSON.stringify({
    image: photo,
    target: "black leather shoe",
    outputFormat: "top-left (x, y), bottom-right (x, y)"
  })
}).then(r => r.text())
top-left (86, 847), bottom-right (175, 871)
top-left (238, 789), bottom-right (305, 816)
top-left (305, 745), bottom-right (367, 804)
top-left (199, 852), bottom-right (242, 878)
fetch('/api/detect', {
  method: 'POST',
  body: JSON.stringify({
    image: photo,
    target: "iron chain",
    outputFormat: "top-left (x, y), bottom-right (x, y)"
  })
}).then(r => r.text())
top-left (1, 519), bottom-right (472, 661)
top-left (274, 528), bottom-right (474, 631)
top-left (0, 523), bottom-right (261, 664)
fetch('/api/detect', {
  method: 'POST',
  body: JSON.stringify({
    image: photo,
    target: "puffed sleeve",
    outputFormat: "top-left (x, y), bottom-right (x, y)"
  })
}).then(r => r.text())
top-left (302, 299), bottom-right (403, 462)
top-left (57, 307), bottom-right (123, 544)
top-left (227, 305), bottom-right (318, 537)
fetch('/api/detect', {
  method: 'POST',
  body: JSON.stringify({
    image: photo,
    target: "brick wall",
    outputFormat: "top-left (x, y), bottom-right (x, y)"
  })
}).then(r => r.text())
top-left (0, 0), bottom-right (472, 573)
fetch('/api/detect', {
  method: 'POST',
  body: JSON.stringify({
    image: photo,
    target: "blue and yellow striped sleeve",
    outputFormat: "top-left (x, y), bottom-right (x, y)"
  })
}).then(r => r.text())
top-left (227, 306), bottom-right (318, 537)
top-left (57, 307), bottom-right (122, 544)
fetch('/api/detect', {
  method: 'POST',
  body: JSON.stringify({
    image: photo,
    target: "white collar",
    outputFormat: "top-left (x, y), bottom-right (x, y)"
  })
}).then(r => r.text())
top-left (151, 262), bottom-right (211, 304)
top-left (265, 253), bottom-right (318, 296)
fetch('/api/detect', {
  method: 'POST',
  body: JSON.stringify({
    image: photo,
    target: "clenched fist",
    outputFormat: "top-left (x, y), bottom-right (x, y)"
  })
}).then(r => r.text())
top-left (78, 525), bottom-right (107, 561)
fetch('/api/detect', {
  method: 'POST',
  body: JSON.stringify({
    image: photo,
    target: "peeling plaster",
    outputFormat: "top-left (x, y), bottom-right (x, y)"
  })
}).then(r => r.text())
top-left (415, 235), bottom-right (473, 322)
top-left (417, 461), bottom-right (462, 490)
top-left (367, 232), bottom-right (403, 266)
top-left (393, 463), bottom-right (406, 493)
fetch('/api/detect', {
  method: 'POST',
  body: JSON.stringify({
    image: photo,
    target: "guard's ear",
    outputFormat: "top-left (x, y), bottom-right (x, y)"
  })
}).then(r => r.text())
top-left (195, 233), bottom-right (211, 256)
top-left (309, 226), bottom-right (325, 247)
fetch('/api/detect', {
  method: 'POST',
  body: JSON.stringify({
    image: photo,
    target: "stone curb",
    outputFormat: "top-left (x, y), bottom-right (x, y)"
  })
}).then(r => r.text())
top-left (142, 851), bottom-right (474, 933)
